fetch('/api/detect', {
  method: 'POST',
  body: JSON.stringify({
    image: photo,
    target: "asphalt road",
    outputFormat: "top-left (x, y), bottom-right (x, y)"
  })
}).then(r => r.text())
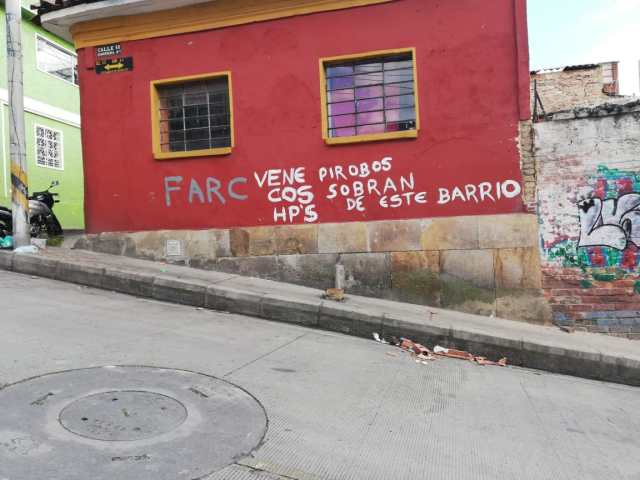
top-left (1, 270), bottom-right (639, 480)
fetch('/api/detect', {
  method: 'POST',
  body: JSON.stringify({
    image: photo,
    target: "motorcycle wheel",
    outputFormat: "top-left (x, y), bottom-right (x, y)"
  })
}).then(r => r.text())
top-left (46, 216), bottom-right (63, 237)
top-left (30, 217), bottom-right (44, 237)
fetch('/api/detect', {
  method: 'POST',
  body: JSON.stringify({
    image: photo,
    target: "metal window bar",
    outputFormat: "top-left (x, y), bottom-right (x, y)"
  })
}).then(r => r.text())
top-left (325, 55), bottom-right (417, 137)
top-left (158, 79), bottom-right (231, 152)
top-left (328, 94), bottom-right (416, 111)
top-left (325, 68), bottom-right (415, 87)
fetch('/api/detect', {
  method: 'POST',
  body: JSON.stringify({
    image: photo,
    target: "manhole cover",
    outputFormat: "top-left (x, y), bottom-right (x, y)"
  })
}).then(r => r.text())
top-left (0, 366), bottom-right (267, 480)
top-left (59, 390), bottom-right (188, 441)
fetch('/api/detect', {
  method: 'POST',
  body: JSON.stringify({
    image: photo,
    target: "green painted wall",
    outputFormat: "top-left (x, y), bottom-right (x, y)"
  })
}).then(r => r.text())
top-left (0, 107), bottom-right (85, 230)
top-left (0, 5), bottom-right (84, 229)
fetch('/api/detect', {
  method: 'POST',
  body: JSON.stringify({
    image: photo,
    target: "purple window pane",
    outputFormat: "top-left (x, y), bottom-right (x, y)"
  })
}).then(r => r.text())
top-left (328, 89), bottom-right (354, 103)
top-left (384, 81), bottom-right (414, 96)
top-left (355, 62), bottom-right (382, 73)
top-left (330, 114), bottom-right (356, 128)
top-left (384, 68), bottom-right (413, 84)
top-left (330, 127), bottom-right (356, 137)
top-left (355, 85), bottom-right (383, 99)
top-left (384, 60), bottom-right (413, 70)
top-left (328, 101), bottom-right (356, 116)
top-left (328, 76), bottom-right (354, 90)
top-left (385, 107), bottom-right (415, 122)
top-left (356, 111), bottom-right (384, 125)
top-left (354, 72), bottom-right (383, 86)
top-left (357, 124), bottom-right (385, 135)
top-left (357, 98), bottom-right (383, 112)
top-left (326, 65), bottom-right (354, 78)
top-left (385, 94), bottom-right (415, 109)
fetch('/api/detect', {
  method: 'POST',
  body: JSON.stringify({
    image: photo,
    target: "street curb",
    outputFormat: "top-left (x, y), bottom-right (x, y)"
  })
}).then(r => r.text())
top-left (1, 250), bottom-right (639, 387)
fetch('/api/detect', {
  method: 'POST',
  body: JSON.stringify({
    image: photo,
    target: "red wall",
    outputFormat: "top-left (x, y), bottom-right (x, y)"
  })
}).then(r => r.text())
top-left (77, 0), bottom-right (529, 233)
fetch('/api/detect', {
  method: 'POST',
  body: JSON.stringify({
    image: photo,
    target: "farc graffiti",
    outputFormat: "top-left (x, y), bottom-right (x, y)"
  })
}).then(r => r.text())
top-left (547, 166), bottom-right (640, 277)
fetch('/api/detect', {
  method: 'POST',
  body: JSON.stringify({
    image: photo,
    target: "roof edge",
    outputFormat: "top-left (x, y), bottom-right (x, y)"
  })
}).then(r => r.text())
top-left (531, 61), bottom-right (619, 76)
top-left (538, 99), bottom-right (640, 122)
top-left (38, 0), bottom-right (396, 46)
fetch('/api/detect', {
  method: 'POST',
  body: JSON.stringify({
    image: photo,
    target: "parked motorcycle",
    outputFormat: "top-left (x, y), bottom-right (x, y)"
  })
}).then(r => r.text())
top-left (0, 180), bottom-right (63, 240)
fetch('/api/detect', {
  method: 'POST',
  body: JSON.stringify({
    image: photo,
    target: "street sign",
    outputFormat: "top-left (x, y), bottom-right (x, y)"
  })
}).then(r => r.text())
top-left (95, 57), bottom-right (133, 74)
top-left (96, 43), bottom-right (122, 58)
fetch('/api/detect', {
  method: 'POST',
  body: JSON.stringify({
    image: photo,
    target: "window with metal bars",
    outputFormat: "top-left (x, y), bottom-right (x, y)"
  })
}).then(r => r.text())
top-left (323, 51), bottom-right (417, 140)
top-left (157, 77), bottom-right (231, 153)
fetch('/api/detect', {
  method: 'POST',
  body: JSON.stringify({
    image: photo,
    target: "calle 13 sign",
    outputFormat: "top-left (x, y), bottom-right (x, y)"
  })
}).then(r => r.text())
top-left (96, 43), bottom-right (122, 58)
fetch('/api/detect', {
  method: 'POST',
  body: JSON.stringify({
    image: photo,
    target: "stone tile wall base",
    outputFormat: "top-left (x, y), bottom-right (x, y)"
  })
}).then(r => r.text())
top-left (70, 215), bottom-right (549, 324)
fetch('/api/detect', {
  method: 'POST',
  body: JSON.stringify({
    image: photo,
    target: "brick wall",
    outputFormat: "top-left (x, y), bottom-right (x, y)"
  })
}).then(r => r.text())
top-left (531, 63), bottom-right (617, 114)
top-left (519, 121), bottom-right (537, 212)
top-left (535, 100), bottom-right (640, 338)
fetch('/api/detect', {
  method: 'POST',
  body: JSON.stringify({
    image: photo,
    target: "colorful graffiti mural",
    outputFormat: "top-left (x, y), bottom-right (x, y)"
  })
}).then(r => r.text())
top-left (547, 166), bottom-right (640, 278)
top-left (534, 105), bottom-right (640, 334)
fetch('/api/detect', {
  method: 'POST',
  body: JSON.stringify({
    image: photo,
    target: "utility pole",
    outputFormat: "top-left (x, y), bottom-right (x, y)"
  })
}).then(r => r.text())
top-left (5, 0), bottom-right (30, 248)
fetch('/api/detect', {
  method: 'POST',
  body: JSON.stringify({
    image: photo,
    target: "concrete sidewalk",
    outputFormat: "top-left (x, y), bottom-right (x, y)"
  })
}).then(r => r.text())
top-left (1, 247), bottom-right (639, 386)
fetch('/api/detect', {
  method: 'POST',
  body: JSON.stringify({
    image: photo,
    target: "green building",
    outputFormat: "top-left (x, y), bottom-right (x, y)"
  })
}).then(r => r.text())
top-left (0, 1), bottom-right (84, 230)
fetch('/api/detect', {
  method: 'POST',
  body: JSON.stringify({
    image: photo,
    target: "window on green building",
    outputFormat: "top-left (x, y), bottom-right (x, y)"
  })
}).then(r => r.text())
top-left (36, 35), bottom-right (79, 86)
top-left (35, 125), bottom-right (64, 170)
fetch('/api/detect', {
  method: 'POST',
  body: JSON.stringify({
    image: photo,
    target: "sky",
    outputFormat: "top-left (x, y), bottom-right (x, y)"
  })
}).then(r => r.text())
top-left (528, 0), bottom-right (640, 95)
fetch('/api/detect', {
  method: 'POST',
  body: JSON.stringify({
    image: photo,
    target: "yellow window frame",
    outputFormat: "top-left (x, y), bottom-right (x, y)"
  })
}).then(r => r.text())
top-left (150, 71), bottom-right (235, 160)
top-left (319, 47), bottom-right (420, 145)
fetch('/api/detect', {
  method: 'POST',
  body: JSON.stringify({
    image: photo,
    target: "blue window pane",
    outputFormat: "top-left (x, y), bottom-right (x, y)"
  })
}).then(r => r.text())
top-left (328, 76), bottom-right (355, 90)
top-left (384, 60), bottom-right (413, 70)
top-left (384, 68), bottom-right (413, 84)
top-left (354, 72), bottom-right (384, 86)
top-left (355, 62), bottom-right (382, 73)
top-left (326, 65), bottom-right (354, 78)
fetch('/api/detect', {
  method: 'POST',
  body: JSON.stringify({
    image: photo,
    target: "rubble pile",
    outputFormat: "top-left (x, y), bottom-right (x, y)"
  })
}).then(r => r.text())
top-left (373, 333), bottom-right (507, 367)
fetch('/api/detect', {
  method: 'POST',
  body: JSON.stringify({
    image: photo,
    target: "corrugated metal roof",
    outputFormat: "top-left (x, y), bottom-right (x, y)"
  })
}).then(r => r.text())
top-left (531, 64), bottom-right (598, 75)
top-left (531, 61), bottom-right (618, 76)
